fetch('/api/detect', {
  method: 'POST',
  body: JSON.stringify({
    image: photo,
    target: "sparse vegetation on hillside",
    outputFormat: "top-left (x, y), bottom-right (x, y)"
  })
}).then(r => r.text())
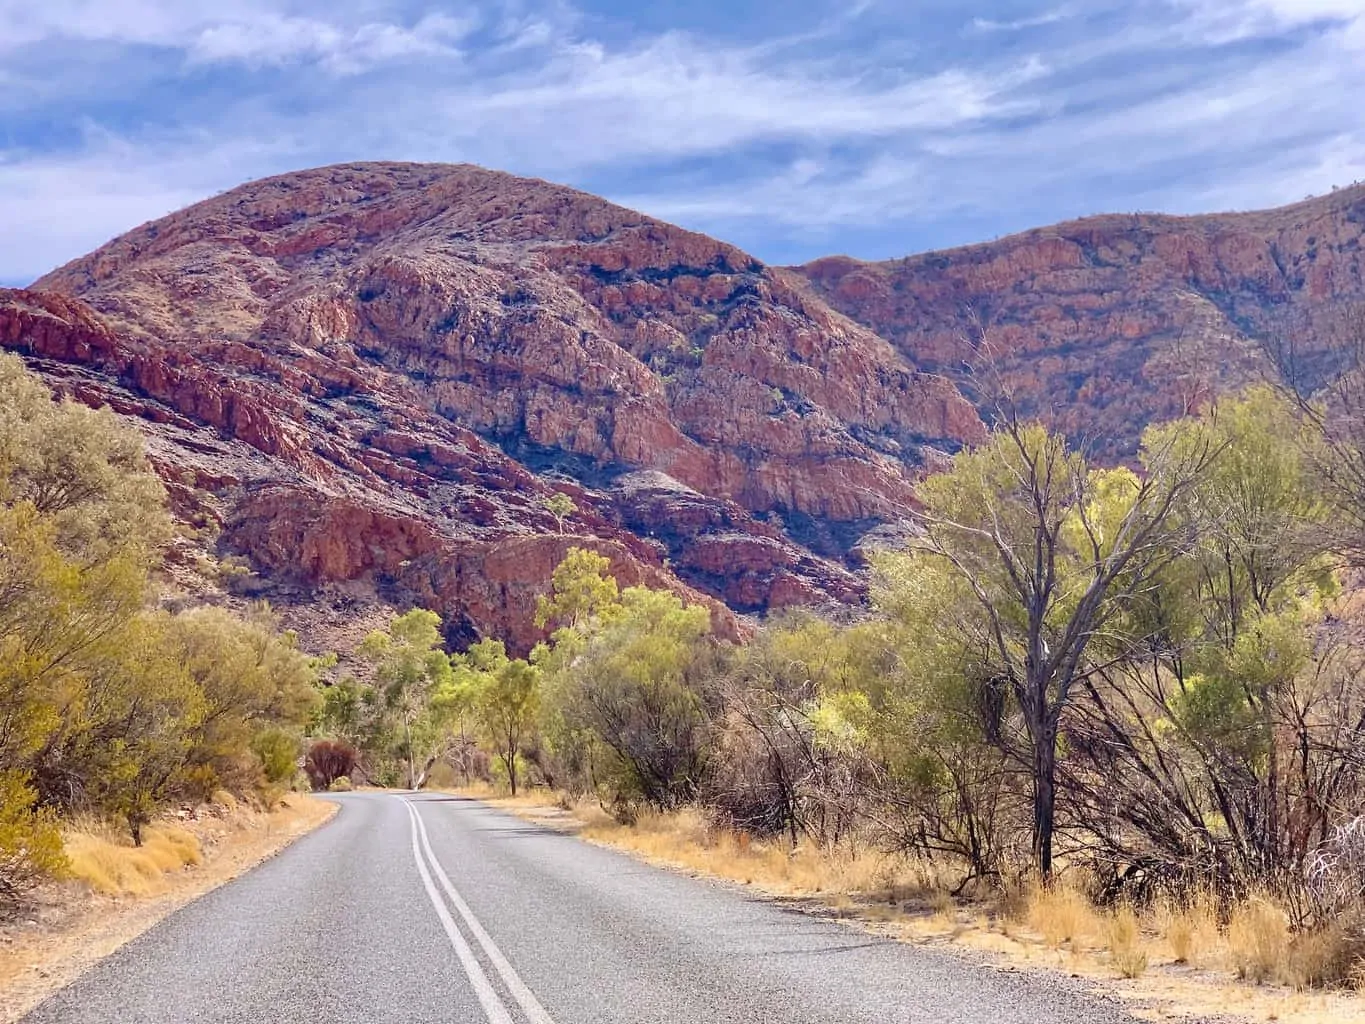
top-left (312, 377), bottom-right (1365, 995)
top-left (0, 353), bottom-right (320, 900)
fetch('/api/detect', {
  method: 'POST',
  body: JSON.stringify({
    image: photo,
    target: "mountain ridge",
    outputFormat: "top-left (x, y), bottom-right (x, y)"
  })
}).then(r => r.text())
top-left (7, 162), bottom-right (1364, 649)
top-left (792, 183), bottom-right (1365, 456)
top-left (5, 162), bottom-right (983, 650)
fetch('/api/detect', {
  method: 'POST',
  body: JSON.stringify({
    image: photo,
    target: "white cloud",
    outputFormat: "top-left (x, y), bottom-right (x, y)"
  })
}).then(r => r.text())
top-left (1169, 0), bottom-right (1365, 43)
top-left (2, 0), bottom-right (1364, 280)
top-left (972, 9), bottom-right (1070, 32)
top-left (448, 41), bottom-right (1047, 166)
top-left (188, 12), bottom-right (477, 72)
top-left (0, 2), bottom-right (481, 70)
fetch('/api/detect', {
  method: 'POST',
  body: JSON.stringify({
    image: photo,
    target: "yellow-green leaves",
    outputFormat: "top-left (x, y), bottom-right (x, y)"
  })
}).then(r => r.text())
top-left (0, 770), bottom-right (66, 896)
top-left (0, 356), bottom-right (319, 856)
top-left (0, 352), bottom-right (170, 564)
top-left (534, 546), bottom-right (620, 631)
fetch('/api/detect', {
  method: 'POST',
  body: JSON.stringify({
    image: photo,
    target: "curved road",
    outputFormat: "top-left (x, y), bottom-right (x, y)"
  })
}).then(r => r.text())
top-left (23, 793), bottom-right (1142, 1023)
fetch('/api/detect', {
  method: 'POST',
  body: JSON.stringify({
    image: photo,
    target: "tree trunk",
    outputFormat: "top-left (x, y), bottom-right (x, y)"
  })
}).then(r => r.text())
top-left (404, 715), bottom-right (416, 791)
top-left (1032, 723), bottom-right (1057, 881)
top-left (507, 735), bottom-right (518, 797)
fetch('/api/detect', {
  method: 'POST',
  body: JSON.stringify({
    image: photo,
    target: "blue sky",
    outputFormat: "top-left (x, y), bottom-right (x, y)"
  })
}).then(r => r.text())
top-left (2, 0), bottom-right (1364, 284)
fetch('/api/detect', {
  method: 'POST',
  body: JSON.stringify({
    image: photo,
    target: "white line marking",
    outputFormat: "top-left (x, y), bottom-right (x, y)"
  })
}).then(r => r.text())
top-left (407, 798), bottom-right (559, 1024)
top-left (405, 800), bottom-right (515, 1024)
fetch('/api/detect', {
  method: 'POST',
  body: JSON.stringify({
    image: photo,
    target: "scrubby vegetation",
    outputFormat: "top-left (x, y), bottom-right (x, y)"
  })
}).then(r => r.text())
top-left (0, 353), bottom-right (319, 901)
top-left (309, 380), bottom-right (1365, 992)
top-left (7, 325), bottom-right (1365, 994)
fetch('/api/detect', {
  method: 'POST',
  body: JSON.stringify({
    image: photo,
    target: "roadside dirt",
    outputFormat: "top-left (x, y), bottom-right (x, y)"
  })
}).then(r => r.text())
top-left (467, 790), bottom-right (1365, 1024)
top-left (0, 795), bottom-right (336, 1023)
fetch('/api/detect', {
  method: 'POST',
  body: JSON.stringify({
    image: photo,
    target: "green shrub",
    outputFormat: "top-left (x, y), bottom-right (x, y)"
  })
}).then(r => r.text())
top-left (0, 771), bottom-right (67, 901)
top-left (251, 728), bottom-right (301, 785)
top-left (328, 776), bottom-right (354, 793)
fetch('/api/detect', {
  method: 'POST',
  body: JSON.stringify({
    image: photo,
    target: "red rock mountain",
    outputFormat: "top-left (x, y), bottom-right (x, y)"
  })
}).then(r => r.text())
top-left (2, 162), bottom-right (981, 650)
top-left (10, 164), bottom-right (1363, 649)
top-left (794, 185), bottom-right (1365, 457)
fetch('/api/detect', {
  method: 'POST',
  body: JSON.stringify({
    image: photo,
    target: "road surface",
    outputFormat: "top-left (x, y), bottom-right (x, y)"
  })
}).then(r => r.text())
top-left (23, 792), bottom-right (1143, 1023)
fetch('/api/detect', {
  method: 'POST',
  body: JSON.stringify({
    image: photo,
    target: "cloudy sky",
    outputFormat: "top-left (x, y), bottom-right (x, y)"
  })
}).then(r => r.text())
top-left (2, 0), bottom-right (1363, 283)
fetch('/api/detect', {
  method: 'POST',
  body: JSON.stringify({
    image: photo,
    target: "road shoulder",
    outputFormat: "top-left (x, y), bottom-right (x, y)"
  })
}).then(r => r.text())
top-left (0, 796), bottom-right (336, 1024)
top-left (458, 790), bottom-right (1364, 1024)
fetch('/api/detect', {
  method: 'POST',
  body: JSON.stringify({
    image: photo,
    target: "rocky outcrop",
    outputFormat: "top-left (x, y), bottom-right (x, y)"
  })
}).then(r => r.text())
top-left (5, 162), bottom-right (982, 649)
top-left (23, 162), bottom-right (1357, 647)
top-left (793, 185), bottom-right (1365, 457)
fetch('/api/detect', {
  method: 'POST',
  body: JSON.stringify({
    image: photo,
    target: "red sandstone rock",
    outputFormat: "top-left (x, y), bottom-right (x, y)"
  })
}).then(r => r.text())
top-left (793, 185), bottom-right (1365, 457)
top-left (4, 161), bottom-right (982, 649)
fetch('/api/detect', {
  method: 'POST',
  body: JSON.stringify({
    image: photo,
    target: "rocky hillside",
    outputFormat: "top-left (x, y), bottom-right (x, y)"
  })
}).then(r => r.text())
top-left (3, 162), bottom-right (981, 649)
top-left (794, 185), bottom-right (1365, 457)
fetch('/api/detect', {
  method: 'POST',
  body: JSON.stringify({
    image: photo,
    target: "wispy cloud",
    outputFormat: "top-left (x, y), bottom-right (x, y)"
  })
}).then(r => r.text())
top-left (972, 9), bottom-right (1070, 32)
top-left (188, 12), bottom-right (479, 72)
top-left (1, 0), bottom-right (1363, 281)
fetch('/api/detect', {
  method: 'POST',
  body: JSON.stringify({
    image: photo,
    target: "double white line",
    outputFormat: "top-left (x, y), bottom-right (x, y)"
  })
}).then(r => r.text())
top-left (404, 798), bottom-right (558, 1024)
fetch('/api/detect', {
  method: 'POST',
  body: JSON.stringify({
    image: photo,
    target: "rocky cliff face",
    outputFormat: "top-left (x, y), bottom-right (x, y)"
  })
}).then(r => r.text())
top-left (4, 162), bottom-right (981, 649)
top-left (794, 185), bottom-right (1365, 457)
top-left (16, 163), bottom-right (1358, 648)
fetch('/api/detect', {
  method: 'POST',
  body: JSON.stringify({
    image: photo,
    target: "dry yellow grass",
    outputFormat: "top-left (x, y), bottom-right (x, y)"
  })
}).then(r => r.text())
top-left (1105, 905), bottom-right (1149, 978)
top-left (1154, 892), bottom-right (1221, 967)
top-left (576, 806), bottom-right (947, 902)
top-left (63, 824), bottom-right (203, 896)
top-left (469, 788), bottom-right (1365, 1024)
top-left (1026, 882), bottom-right (1101, 950)
top-left (1227, 898), bottom-right (1291, 984)
top-left (0, 796), bottom-right (335, 1024)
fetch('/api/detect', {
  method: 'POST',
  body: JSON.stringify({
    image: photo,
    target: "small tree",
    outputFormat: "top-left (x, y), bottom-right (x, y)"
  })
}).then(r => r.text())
top-left (912, 416), bottom-right (1214, 878)
top-left (359, 610), bottom-right (452, 790)
top-left (464, 640), bottom-right (541, 796)
top-left (542, 492), bottom-right (577, 535)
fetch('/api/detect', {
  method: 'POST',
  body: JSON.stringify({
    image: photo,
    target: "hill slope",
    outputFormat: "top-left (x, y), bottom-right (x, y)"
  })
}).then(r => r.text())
top-left (4, 162), bottom-right (981, 648)
top-left (794, 186), bottom-right (1365, 456)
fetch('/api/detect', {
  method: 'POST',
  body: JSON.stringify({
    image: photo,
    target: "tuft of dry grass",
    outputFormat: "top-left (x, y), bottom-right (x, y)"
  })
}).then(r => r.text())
top-left (1154, 891), bottom-right (1222, 967)
top-left (62, 824), bottom-right (203, 896)
top-left (1027, 883), bottom-right (1102, 950)
top-left (1227, 898), bottom-right (1291, 984)
top-left (1105, 905), bottom-right (1149, 978)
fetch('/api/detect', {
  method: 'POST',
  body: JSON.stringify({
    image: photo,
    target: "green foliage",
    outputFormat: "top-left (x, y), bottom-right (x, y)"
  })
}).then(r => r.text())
top-left (0, 355), bottom-right (319, 850)
top-left (540, 570), bottom-right (715, 810)
top-left (474, 652), bottom-right (541, 797)
top-left (171, 605), bottom-right (320, 795)
top-left (0, 770), bottom-right (66, 898)
top-left (251, 728), bottom-right (302, 785)
top-left (0, 352), bottom-right (170, 562)
top-left (534, 546), bottom-right (619, 631)
top-left (359, 609), bottom-right (454, 788)
top-left (72, 612), bottom-right (206, 843)
top-left (541, 492), bottom-right (577, 534)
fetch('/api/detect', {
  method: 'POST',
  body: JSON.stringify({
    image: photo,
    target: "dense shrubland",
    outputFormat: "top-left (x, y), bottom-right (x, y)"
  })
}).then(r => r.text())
top-left (313, 381), bottom-right (1365, 988)
top-left (0, 354), bottom-right (319, 900)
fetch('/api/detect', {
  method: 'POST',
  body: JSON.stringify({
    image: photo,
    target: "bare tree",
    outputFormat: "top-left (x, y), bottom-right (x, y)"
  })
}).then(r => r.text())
top-left (1262, 304), bottom-right (1365, 562)
top-left (911, 334), bottom-right (1217, 878)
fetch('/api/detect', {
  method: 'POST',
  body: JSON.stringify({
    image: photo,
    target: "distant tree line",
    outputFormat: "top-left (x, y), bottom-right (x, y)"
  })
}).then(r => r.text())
top-left (312, 373), bottom-right (1365, 955)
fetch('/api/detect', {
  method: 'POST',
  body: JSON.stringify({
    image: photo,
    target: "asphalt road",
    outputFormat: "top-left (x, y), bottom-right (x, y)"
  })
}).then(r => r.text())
top-left (23, 792), bottom-right (1145, 1024)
